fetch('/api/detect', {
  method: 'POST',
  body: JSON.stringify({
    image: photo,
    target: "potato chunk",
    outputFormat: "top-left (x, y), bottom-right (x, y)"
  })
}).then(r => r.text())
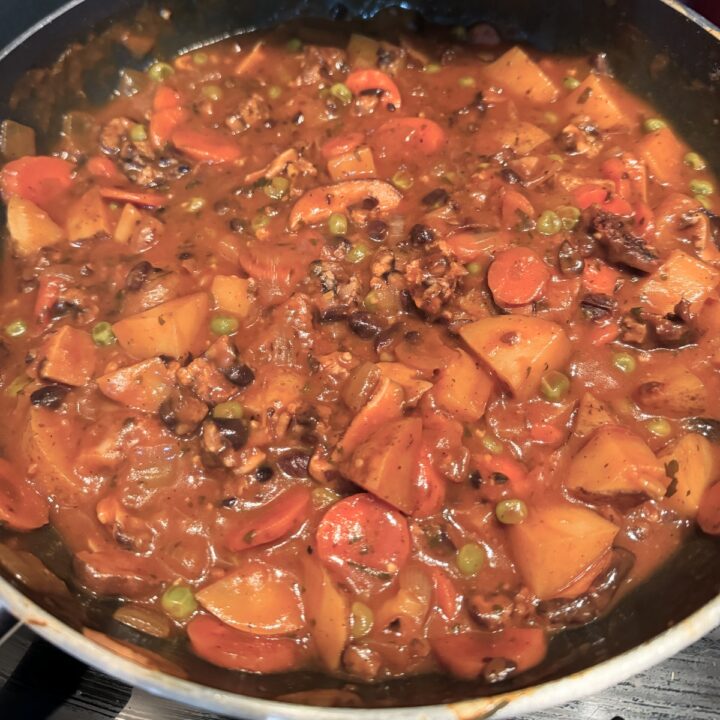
top-left (211, 275), bottom-right (253, 317)
top-left (508, 503), bottom-right (619, 599)
top-left (347, 417), bottom-right (422, 514)
top-left (634, 368), bottom-right (706, 417)
top-left (38, 326), bottom-right (96, 386)
top-left (573, 392), bottom-right (615, 437)
top-left (66, 187), bottom-right (112, 242)
top-left (112, 292), bottom-right (210, 360)
top-left (636, 126), bottom-right (685, 185)
top-left (7, 196), bottom-right (64, 257)
top-left (483, 46), bottom-right (559, 103)
top-left (562, 73), bottom-right (624, 130)
top-left (459, 316), bottom-right (570, 400)
top-left (432, 349), bottom-right (494, 422)
top-left (638, 250), bottom-right (719, 317)
top-left (97, 358), bottom-right (175, 412)
top-left (566, 425), bottom-right (667, 499)
top-left (659, 433), bottom-right (716, 519)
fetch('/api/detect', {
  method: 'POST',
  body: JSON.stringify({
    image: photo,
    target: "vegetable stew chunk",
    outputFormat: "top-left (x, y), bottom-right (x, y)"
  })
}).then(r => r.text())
top-left (0, 15), bottom-right (718, 686)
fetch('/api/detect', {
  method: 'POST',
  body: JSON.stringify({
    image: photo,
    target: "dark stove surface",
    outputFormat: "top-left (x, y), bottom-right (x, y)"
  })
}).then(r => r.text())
top-left (0, 624), bottom-right (718, 720)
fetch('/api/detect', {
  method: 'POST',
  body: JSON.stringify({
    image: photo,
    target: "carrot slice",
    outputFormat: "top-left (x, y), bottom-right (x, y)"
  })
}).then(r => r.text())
top-left (431, 568), bottom-right (460, 620)
top-left (445, 230), bottom-right (510, 261)
top-left (0, 458), bottom-right (49, 531)
top-left (153, 85), bottom-right (183, 111)
top-left (475, 453), bottom-right (531, 501)
top-left (171, 126), bottom-right (241, 163)
top-left (187, 615), bottom-right (299, 672)
top-left (582, 259), bottom-right (619, 295)
top-left (316, 494), bottom-right (410, 581)
top-left (587, 322), bottom-right (619, 346)
top-left (98, 186), bottom-right (167, 208)
top-left (225, 486), bottom-right (311, 551)
top-left (487, 247), bottom-right (550, 306)
top-left (346, 69), bottom-right (402, 108)
top-left (320, 132), bottom-right (365, 159)
top-left (1, 156), bottom-right (74, 213)
top-left (573, 184), bottom-right (608, 210)
top-left (698, 482), bottom-right (720, 536)
top-left (500, 189), bottom-right (535, 229)
top-left (86, 155), bottom-right (121, 181)
top-left (413, 444), bottom-right (446, 518)
top-left (432, 627), bottom-right (547, 679)
top-left (150, 107), bottom-right (189, 149)
top-left (371, 117), bottom-right (446, 157)
top-left (602, 195), bottom-right (634, 216)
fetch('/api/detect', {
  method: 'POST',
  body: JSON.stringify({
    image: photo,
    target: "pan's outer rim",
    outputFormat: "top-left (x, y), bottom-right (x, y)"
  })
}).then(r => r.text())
top-left (0, 0), bottom-right (718, 717)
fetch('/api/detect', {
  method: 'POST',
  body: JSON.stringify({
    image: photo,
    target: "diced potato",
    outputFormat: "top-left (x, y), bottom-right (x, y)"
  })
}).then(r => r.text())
top-left (211, 275), bottom-right (253, 317)
top-left (301, 557), bottom-right (348, 671)
top-left (566, 425), bottom-right (668, 499)
top-left (638, 250), bottom-right (719, 317)
top-left (0, 120), bottom-right (36, 160)
top-left (23, 407), bottom-right (81, 502)
top-left (634, 367), bottom-right (706, 417)
top-left (476, 121), bottom-right (550, 156)
top-left (573, 392), bottom-right (615, 437)
top-left (113, 203), bottom-right (143, 244)
top-left (508, 502), bottom-right (619, 599)
top-left (7, 196), bottom-right (64, 257)
top-left (97, 358), bottom-right (175, 412)
top-left (659, 433), bottom-right (716, 519)
top-left (38, 326), bottom-right (96, 386)
top-left (348, 417), bottom-right (422, 513)
top-left (112, 292), bottom-right (210, 360)
top-left (327, 146), bottom-right (376, 182)
top-left (347, 34), bottom-right (381, 69)
top-left (335, 376), bottom-right (404, 457)
top-left (459, 316), bottom-right (571, 400)
top-left (432, 349), bottom-right (494, 422)
top-left (376, 362), bottom-right (432, 405)
top-left (66, 187), bottom-right (112, 242)
top-left (562, 73), bottom-right (625, 130)
top-left (196, 562), bottom-right (304, 635)
top-left (483, 46), bottom-right (559, 104)
top-left (636, 127), bottom-right (685, 185)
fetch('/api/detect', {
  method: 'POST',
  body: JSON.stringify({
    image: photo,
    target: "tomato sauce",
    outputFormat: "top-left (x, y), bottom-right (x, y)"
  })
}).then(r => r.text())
top-left (0, 15), bottom-right (718, 686)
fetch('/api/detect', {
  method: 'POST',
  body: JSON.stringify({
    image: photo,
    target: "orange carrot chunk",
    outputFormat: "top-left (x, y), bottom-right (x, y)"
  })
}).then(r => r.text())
top-left (346, 69), bottom-right (402, 108)
top-left (171, 126), bottom-right (241, 163)
top-left (487, 247), bottom-right (550, 306)
top-left (98, 187), bottom-right (167, 208)
top-left (1, 156), bottom-right (74, 212)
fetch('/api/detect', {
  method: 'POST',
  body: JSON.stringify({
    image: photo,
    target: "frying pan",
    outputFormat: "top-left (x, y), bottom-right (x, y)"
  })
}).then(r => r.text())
top-left (0, 0), bottom-right (719, 717)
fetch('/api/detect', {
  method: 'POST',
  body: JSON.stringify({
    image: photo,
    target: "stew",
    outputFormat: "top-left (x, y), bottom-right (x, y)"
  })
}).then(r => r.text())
top-left (0, 16), bottom-right (719, 685)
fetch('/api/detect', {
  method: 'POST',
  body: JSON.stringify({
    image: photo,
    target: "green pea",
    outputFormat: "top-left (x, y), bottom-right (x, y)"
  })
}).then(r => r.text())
top-left (264, 176), bottom-right (290, 200)
top-left (148, 61), bottom-right (174, 82)
top-left (4, 319), bottom-right (27, 338)
top-left (182, 196), bottom-right (206, 213)
top-left (458, 76), bottom-right (475, 87)
top-left (267, 85), bottom-right (283, 100)
top-left (540, 370), bottom-right (570, 401)
top-left (328, 212), bottom-right (348, 236)
top-left (350, 601), bottom-right (374, 638)
top-left (161, 585), bottom-right (198, 620)
top-left (643, 117), bottom-right (667, 133)
top-left (251, 213), bottom-right (270, 233)
top-left (481, 434), bottom-right (504, 455)
top-left (557, 205), bottom-right (581, 231)
top-left (563, 76), bottom-right (580, 90)
top-left (329, 83), bottom-right (353, 105)
top-left (424, 63), bottom-right (442, 74)
top-left (536, 210), bottom-right (562, 236)
top-left (210, 316), bottom-right (239, 335)
top-left (544, 111), bottom-right (559, 125)
top-left (391, 171), bottom-right (414, 190)
top-left (6, 374), bottom-right (31, 396)
top-left (192, 51), bottom-right (209, 65)
top-left (451, 26), bottom-right (467, 40)
top-left (646, 417), bottom-right (672, 437)
top-left (612, 351), bottom-right (636, 373)
top-left (466, 262), bottom-right (481, 275)
top-left (213, 401), bottom-right (244, 419)
top-left (91, 321), bottom-right (117, 347)
top-left (684, 152), bottom-right (706, 171)
top-left (363, 290), bottom-right (380, 309)
top-left (346, 244), bottom-right (369, 264)
top-left (690, 179), bottom-right (714, 196)
top-left (202, 84), bottom-right (223, 102)
top-left (311, 486), bottom-right (340, 509)
top-left (129, 123), bottom-right (147, 142)
top-left (495, 498), bottom-right (528, 525)
top-left (286, 38), bottom-right (303, 53)
top-left (456, 543), bottom-right (486, 576)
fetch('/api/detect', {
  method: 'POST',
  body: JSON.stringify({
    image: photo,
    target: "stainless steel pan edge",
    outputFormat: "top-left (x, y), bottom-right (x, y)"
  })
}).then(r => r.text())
top-left (0, 0), bottom-right (719, 717)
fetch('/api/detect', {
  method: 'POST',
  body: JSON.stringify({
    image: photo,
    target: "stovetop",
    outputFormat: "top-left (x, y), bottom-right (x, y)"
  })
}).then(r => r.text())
top-left (0, 623), bottom-right (718, 719)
